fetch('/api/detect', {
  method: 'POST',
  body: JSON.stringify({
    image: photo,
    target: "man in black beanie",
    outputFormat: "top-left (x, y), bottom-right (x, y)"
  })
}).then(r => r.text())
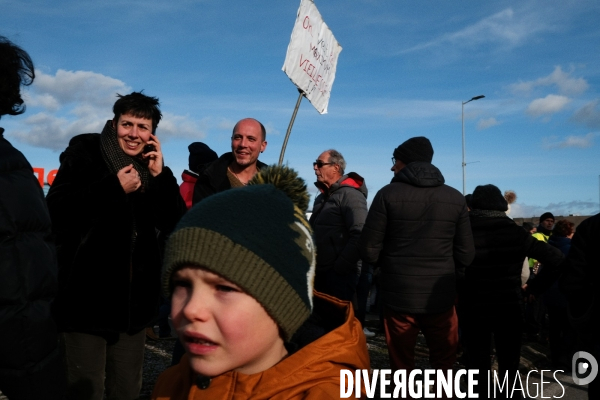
top-left (457, 184), bottom-right (563, 397)
top-left (180, 142), bottom-right (218, 210)
top-left (535, 212), bottom-right (555, 243)
top-left (359, 136), bottom-right (475, 375)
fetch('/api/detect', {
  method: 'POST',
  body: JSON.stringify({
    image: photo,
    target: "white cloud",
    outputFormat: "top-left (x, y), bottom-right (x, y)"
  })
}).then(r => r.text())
top-left (401, 8), bottom-right (548, 54)
top-left (542, 133), bottom-right (599, 149)
top-left (477, 117), bottom-right (499, 130)
top-left (526, 94), bottom-right (571, 117)
top-left (158, 113), bottom-right (208, 139)
top-left (11, 113), bottom-right (107, 151)
top-left (510, 66), bottom-right (588, 96)
top-left (10, 69), bottom-right (210, 150)
top-left (510, 201), bottom-right (600, 218)
top-left (33, 69), bottom-right (130, 109)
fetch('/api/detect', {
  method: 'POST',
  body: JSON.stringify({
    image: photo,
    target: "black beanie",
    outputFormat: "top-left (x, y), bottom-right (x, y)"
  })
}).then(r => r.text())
top-left (539, 212), bottom-right (555, 222)
top-left (393, 137), bottom-right (434, 165)
top-left (472, 184), bottom-right (508, 212)
top-left (162, 165), bottom-right (315, 340)
top-left (188, 142), bottom-right (218, 172)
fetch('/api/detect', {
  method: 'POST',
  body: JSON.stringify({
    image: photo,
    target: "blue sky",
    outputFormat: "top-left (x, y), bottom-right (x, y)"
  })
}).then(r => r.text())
top-left (2, 0), bottom-right (600, 217)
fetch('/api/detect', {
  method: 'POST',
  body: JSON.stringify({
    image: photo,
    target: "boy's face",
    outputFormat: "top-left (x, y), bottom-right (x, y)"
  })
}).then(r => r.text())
top-left (171, 266), bottom-right (287, 376)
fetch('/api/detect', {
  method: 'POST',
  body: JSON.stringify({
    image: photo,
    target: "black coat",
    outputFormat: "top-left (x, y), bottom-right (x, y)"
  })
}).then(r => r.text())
top-left (0, 129), bottom-right (60, 378)
top-left (458, 214), bottom-right (564, 306)
top-left (192, 152), bottom-right (267, 204)
top-left (46, 134), bottom-right (186, 335)
top-left (560, 213), bottom-right (600, 342)
top-left (359, 162), bottom-right (475, 314)
top-left (309, 173), bottom-right (368, 274)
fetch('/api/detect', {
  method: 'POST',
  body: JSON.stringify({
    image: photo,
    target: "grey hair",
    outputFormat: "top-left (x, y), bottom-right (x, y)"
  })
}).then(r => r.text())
top-left (326, 149), bottom-right (346, 175)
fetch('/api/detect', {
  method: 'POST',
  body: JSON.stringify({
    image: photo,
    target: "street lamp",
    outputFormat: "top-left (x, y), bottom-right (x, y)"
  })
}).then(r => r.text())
top-left (462, 95), bottom-right (485, 195)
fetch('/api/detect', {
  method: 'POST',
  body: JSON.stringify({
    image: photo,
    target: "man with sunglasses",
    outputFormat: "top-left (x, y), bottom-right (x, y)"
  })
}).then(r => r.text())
top-left (359, 136), bottom-right (474, 377)
top-left (309, 149), bottom-right (368, 305)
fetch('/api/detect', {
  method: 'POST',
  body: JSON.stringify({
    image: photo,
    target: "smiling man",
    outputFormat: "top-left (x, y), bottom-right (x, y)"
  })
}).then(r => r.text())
top-left (192, 118), bottom-right (267, 204)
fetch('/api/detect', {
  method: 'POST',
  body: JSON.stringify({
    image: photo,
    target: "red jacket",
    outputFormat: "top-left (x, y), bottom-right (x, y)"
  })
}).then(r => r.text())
top-left (180, 170), bottom-right (198, 210)
top-left (152, 291), bottom-right (370, 399)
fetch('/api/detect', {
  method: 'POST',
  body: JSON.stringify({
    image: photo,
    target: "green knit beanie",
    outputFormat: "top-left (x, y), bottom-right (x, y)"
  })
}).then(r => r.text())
top-left (162, 165), bottom-right (316, 340)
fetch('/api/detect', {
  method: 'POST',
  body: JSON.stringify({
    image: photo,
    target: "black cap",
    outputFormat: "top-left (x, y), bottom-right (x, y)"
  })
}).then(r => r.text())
top-left (539, 212), bottom-right (555, 222)
top-left (188, 142), bottom-right (218, 172)
top-left (472, 184), bottom-right (508, 212)
top-left (393, 137), bottom-right (434, 165)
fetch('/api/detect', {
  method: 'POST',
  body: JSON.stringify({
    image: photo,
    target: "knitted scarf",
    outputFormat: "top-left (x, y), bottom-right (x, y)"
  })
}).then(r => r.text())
top-left (470, 209), bottom-right (508, 218)
top-left (100, 120), bottom-right (150, 192)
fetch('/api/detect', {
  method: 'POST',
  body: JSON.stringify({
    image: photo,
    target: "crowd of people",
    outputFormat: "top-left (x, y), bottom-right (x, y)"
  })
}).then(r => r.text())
top-left (1, 36), bottom-right (599, 400)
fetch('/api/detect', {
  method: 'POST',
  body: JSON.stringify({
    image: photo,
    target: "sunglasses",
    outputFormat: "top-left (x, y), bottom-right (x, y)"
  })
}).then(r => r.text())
top-left (313, 160), bottom-right (334, 168)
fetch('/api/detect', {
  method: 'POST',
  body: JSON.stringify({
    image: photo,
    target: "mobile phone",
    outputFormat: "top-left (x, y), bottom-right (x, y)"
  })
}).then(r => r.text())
top-left (143, 144), bottom-right (156, 154)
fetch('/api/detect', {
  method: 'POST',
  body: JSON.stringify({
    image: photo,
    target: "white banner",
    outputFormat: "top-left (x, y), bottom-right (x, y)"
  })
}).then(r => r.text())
top-left (282, 0), bottom-right (342, 114)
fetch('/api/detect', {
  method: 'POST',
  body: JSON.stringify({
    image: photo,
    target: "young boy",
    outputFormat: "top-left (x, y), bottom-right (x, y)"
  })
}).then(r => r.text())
top-left (152, 165), bottom-right (370, 399)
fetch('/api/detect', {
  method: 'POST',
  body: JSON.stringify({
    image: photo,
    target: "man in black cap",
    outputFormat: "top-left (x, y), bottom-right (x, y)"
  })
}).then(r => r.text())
top-left (534, 212), bottom-right (555, 243)
top-left (524, 211), bottom-right (555, 342)
top-left (359, 136), bottom-right (475, 375)
top-left (180, 142), bottom-right (218, 209)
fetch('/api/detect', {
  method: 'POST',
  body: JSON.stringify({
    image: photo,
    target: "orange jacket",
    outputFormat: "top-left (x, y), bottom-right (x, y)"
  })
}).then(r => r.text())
top-left (152, 291), bottom-right (370, 399)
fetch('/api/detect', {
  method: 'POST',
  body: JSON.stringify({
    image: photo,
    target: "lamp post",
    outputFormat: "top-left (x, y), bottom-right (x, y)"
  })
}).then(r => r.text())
top-left (462, 95), bottom-right (485, 195)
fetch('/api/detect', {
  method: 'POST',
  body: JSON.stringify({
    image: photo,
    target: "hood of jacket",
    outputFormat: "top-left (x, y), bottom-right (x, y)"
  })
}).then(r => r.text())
top-left (151, 292), bottom-right (370, 400)
top-left (181, 169), bottom-right (198, 183)
top-left (392, 161), bottom-right (445, 188)
top-left (59, 133), bottom-right (100, 164)
top-left (314, 172), bottom-right (368, 199)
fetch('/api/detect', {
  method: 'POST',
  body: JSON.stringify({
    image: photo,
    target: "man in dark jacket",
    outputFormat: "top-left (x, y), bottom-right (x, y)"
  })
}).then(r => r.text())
top-left (359, 137), bottom-right (475, 374)
top-left (47, 92), bottom-right (186, 400)
top-left (560, 213), bottom-right (600, 398)
top-left (457, 184), bottom-right (564, 397)
top-left (192, 118), bottom-right (267, 204)
top-left (0, 35), bottom-right (65, 400)
top-left (309, 149), bottom-right (368, 303)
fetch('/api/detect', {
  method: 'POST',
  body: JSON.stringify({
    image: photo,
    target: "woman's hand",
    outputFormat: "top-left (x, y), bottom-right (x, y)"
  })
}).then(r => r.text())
top-left (117, 164), bottom-right (141, 193)
top-left (143, 133), bottom-right (163, 177)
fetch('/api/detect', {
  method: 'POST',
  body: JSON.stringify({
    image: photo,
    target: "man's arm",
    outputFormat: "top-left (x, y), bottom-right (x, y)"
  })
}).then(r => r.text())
top-left (524, 235), bottom-right (565, 295)
top-left (47, 148), bottom-right (126, 233)
top-left (358, 190), bottom-right (387, 266)
top-left (147, 167), bottom-right (187, 234)
top-left (453, 204), bottom-right (475, 269)
top-left (192, 169), bottom-right (216, 205)
top-left (333, 189), bottom-right (368, 274)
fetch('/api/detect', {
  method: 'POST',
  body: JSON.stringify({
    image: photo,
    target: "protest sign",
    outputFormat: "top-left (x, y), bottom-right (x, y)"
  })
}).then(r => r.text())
top-left (282, 0), bottom-right (342, 114)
